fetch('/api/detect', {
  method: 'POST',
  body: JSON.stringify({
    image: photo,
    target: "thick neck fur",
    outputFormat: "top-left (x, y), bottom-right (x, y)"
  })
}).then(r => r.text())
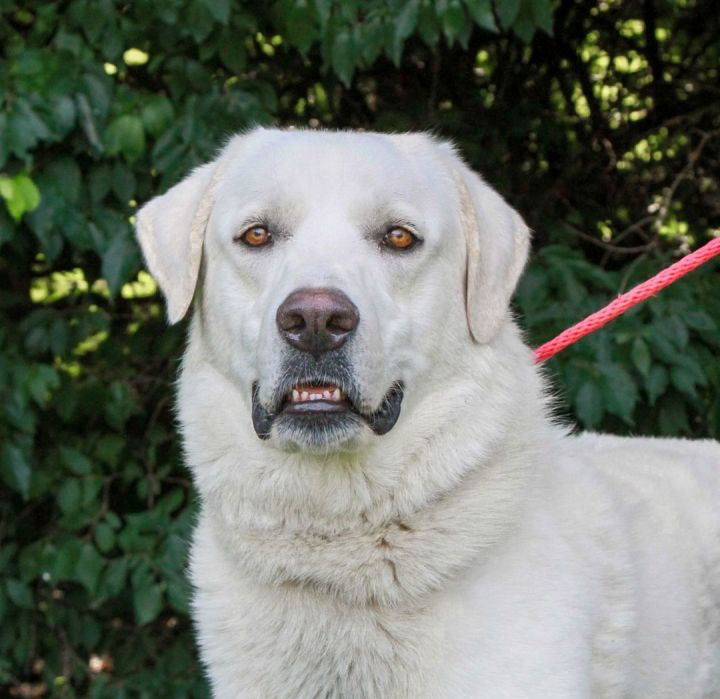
top-left (179, 320), bottom-right (555, 610)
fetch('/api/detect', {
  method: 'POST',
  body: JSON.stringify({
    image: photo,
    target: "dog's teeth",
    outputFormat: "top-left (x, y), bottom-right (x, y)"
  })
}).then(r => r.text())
top-left (290, 386), bottom-right (345, 403)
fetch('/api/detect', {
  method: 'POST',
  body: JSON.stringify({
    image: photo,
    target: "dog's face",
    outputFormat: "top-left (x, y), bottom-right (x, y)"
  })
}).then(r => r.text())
top-left (136, 129), bottom-right (529, 453)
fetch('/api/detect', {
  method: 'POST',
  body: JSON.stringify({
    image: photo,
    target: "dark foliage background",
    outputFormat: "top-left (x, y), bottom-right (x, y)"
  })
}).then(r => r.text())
top-left (1, 0), bottom-right (718, 696)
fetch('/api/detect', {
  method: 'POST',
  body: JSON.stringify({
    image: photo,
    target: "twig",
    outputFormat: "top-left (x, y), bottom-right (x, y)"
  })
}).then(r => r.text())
top-left (566, 222), bottom-right (658, 254)
top-left (654, 129), bottom-right (720, 233)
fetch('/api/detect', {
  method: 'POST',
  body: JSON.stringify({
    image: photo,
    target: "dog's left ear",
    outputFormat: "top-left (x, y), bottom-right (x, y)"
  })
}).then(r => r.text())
top-left (440, 144), bottom-right (531, 344)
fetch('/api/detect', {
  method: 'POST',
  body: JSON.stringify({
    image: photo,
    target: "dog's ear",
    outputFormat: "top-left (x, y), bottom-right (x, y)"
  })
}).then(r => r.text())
top-left (440, 144), bottom-right (531, 343)
top-left (135, 162), bottom-right (220, 323)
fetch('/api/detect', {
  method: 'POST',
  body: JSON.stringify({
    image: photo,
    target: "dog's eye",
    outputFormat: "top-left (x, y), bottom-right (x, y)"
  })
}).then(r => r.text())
top-left (383, 227), bottom-right (419, 251)
top-left (237, 225), bottom-right (272, 248)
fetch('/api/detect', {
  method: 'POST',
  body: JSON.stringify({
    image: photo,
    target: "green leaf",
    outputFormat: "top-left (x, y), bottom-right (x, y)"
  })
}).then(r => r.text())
top-left (466, 0), bottom-right (499, 32)
top-left (0, 113), bottom-right (8, 167)
top-left (684, 311), bottom-right (717, 333)
top-left (204, 0), bottom-right (230, 23)
top-left (5, 579), bottom-right (33, 610)
top-left (7, 100), bottom-right (51, 158)
top-left (58, 479), bottom-right (82, 515)
top-left (529, 0), bottom-right (553, 34)
top-left (648, 318), bottom-right (683, 363)
top-left (75, 543), bottom-right (106, 594)
top-left (104, 115), bottom-right (146, 161)
top-left (658, 398), bottom-right (690, 434)
top-left (631, 337), bottom-right (651, 377)
top-left (89, 164), bottom-right (112, 203)
top-left (510, 1), bottom-right (535, 43)
top-left (0, 178), bottom-right (14, 209)
top-left (0, 173), bottom-right (41, 221)
top-left (395, 0), bottom-right (419, 40)
top-left (219, 32), bottom-right (247, 73)
top-left (81, 476), bottom-right (103, 508)
top-left (48, 318), bottom-right (69, 357)
top-left (670, 365), bottom-right (698, 397)
top-left (600, 362), bottom-right (638, 424)
top-left (575, 380), bottom-right (603, 428)
top-left (98, 557), bottom-right (128, 598)
top-left (95, 522), bottom-right (116, 553)
top-left (59, 447), bottom-right (93, 475)
top-left (102, 233), bottom-right (141, 295)
top-left (42, 158), bottom-right (83, 203)
top-left (667, 315), bottom-right (689, 349)
top-left (166, 572), bottom-right (190, 614)
top-left (157, 489), bottom-right (185, 517)
top-left (495, 0), bottom-right (520, 29)
top-left (76, 0), bottom-right (108, 43)
top-left (441, 0), bottom-right (470, 46)
top-left (105, 511), bottom-right (122, 530)
top-left (13, 174), bottom-right (41, 213)
top-left (140, 96), bottom-right (174, 138)
top-left (104, 380), bottom-right (137, 429)
top-left (416, 2), bottom-right (440, 44)
top-left (187, 0), bottom-right (215, 42)
top-left (645, 364), bottom-right (668, 405)
top-left (331, 30), bottom-right (356, 85)
top-left (52, 539), bottom-right (83, 581)
top-left (28, 364), bottom-right (60, 406)
top-left (95, 434), bottom-right (125, 466)
top-left (51, 95), bottom-right (77, 136)
top-left (283, 0), bottom-right (318, 54)
top-left (360, 20), bottom-right (389, 64)
top-left (111, 161), bottom-right (136, 203)
top-left (135, 583), bottom-right (164, 625)
top-left (0, 444), bottom-right (32, 499)
top-left (133, 564), bottom-right (164, 625)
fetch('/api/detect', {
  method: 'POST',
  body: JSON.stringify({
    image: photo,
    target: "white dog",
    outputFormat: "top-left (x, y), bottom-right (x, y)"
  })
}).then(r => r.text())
top-left (136, 128), bottom-right (720, 698)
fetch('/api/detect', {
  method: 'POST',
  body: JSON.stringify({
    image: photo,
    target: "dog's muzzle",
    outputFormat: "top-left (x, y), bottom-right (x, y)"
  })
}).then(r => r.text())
top-left (253, 287), bottom-right (403, 444)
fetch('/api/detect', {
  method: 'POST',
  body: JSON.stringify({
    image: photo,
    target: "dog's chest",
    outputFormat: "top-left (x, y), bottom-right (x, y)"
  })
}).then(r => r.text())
top-left (275, 587), bottom-right (446, 697)
top-left (191, 516), bottom-right (454, 698)
top-left (195, 575), bottom-right (449, 699)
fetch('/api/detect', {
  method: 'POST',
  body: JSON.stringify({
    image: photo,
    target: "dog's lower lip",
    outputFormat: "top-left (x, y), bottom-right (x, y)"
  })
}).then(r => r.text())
top-left (282, 398), bottom-right (351, 414)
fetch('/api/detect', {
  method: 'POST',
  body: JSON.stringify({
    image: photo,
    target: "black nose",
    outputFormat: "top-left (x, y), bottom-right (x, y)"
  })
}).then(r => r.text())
top-left (276, 288), bottom-right (359, 356)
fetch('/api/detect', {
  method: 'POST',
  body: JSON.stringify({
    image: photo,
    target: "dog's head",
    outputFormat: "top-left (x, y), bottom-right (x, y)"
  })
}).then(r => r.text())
top-left (136, 129), bottom-right (529, 453)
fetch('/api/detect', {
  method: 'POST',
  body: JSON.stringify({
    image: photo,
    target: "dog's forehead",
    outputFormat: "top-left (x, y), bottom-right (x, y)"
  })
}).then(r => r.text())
top-left (218, 130), bottom-right (450, 211)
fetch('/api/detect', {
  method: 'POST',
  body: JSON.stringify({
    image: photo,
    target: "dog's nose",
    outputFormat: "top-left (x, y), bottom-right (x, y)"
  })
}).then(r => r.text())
top-left (276, 288), bottom-right (359, 356)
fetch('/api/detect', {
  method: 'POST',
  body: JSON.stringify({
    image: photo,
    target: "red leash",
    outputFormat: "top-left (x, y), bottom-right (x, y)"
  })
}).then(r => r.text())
top-left (533, 237), bottom-right (720, 364)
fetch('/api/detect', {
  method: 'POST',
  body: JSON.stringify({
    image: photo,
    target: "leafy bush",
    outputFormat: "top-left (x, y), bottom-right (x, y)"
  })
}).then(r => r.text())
top-left (1, 0), bottom-right (718, 696)
top-left (518, 246), bottom-right (720, 436)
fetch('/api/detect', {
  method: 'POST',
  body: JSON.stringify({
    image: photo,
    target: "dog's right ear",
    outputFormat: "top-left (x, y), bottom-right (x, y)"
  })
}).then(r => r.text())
top-left (135, 161), bottom-right (220, 324)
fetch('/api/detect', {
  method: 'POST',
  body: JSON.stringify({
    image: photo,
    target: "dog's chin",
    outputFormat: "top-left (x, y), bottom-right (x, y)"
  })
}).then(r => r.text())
top-left (251, 381), bottom-right (404, 451)
top-left (272, 411), bottom-right (369, 453)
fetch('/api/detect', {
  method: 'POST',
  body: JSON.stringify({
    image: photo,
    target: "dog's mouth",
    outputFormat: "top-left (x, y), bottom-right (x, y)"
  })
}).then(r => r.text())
top-left (251, 380), bottom-right (404, 441)
top-left (282, 383), bottom-right (353, 414)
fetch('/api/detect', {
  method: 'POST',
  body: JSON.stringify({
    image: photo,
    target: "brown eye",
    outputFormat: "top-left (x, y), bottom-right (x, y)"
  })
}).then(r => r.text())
top-left (237, 225), bottom-right (272, 248)
top-left (383, 226), bottom-right (419, 251)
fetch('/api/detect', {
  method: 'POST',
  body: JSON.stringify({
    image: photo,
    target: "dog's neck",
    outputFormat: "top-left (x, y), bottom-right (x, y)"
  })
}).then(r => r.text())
top-left (207, 432), bottom-right (543, 609)
top-left (180, 323), bottom-right (553, 608)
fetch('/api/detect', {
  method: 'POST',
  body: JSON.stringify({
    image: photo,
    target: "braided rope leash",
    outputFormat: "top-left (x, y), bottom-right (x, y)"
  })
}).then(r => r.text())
top-left (533, 237), bottom-right (720, 364)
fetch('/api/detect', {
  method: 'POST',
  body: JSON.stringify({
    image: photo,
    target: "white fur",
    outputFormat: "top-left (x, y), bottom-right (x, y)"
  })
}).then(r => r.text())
top-left (135, 128), bottom-right (720, 698)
